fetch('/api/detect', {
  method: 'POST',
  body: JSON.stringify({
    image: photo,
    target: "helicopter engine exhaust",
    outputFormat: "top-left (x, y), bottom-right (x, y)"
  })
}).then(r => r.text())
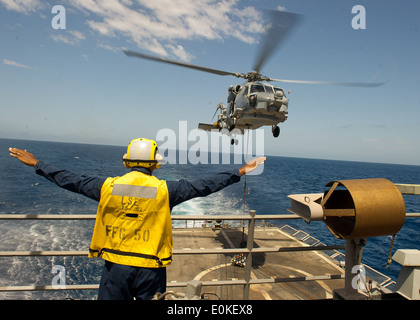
top-left (233, 84), bottom-right (241, 94)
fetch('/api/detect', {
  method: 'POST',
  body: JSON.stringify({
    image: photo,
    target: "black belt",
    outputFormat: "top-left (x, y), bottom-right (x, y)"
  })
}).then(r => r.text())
top-left (89, 248), bottom-right (172, 266)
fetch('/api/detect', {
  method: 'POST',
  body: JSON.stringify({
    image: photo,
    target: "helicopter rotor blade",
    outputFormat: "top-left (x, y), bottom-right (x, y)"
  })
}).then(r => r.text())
top-left (123, 49), bottom-right (241, 78)
top-left (253, 10), bottom-right (301, 74)
top-left (267, 77), bottom-right (385, 87)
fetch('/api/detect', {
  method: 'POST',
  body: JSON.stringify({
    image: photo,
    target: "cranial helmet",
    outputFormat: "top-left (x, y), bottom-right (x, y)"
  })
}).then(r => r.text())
top-left (122, 138), bottom-right (163, 169)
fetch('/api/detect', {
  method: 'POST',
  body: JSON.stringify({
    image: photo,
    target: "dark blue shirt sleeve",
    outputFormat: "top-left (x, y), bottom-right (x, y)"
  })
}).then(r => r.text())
top-left (166, 170), bottom-right (241, 210)
top-left (34, 161), bottom-right (106, 202)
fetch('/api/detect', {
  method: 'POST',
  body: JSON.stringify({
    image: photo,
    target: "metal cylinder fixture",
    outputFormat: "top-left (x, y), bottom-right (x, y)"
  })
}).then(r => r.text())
top-left (322, 178), bottom-right (406, 239)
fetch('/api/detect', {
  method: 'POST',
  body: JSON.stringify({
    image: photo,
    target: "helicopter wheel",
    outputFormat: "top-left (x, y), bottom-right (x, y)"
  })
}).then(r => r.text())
top-left (272, 125), bottom-right (280, 138)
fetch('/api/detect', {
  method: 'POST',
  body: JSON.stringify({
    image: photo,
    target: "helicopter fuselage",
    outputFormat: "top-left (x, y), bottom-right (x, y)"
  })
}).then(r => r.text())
top-left (208, 81), bottom-right (288, 137)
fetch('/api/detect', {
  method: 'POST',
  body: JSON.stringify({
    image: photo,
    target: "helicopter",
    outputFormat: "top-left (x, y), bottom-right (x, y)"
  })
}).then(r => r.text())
top-left (123, 11), bottom-right (384, 144)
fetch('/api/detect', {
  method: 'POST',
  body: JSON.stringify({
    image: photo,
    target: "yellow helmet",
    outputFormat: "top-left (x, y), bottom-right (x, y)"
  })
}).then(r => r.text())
top-left (122, 138), bottom-right (163, 169)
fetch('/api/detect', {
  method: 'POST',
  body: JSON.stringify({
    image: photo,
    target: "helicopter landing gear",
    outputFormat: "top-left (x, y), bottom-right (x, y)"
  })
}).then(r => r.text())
top-left (272, 125), bottom-right (280, 138)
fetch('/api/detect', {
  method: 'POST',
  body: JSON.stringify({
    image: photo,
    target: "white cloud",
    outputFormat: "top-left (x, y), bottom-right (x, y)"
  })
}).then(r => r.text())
top-left (362, 137), bottom-right (379, 143)
top-left (277, 5), bottom-right (287, 12)
top-left (2, 58), bottom-right (31, 69)
top-left (393, 138), bottom-right (410, 146)
top-left (98, 43), bottom-right (120, 52)
top-left (68, 0), bottom-right (265, 60)
top-left (69, 30), bottom-right (86, 41)
top-left (51, 30), bottom-right (86, 46)
top-left (0, 0), bottom-right (44, 14)
top-left (1, 0), bottom-right (266, 61)
top-left (166, 44), bottom-right (195, 62)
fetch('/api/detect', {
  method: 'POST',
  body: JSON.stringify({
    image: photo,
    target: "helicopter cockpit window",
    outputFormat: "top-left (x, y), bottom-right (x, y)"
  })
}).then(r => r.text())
top-left (250, 84), bottom-right (265, 93)
top-left (264, 85), bottom-right (274, 93)
top-left (273, 87), bottom-right (284, 94)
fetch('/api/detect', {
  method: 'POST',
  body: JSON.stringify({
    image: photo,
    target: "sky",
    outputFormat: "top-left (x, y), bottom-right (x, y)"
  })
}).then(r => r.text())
top-left (1, 0), bottom-right (419, 165)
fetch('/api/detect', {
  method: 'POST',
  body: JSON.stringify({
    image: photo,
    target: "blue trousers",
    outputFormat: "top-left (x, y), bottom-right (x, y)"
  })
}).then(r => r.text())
top-left (98, 260), bottom-right (167, 300)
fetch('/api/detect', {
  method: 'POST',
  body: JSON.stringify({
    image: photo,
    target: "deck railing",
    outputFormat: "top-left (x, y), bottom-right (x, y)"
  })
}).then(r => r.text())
top-left (0, 212), bottom-right (346, 299)
top-left (0, 183), bottom-right (419, 299)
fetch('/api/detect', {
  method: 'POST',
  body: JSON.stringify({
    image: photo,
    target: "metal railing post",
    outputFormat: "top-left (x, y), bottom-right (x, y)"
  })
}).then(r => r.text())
top-left (243, 210), bottom-right (256, 300)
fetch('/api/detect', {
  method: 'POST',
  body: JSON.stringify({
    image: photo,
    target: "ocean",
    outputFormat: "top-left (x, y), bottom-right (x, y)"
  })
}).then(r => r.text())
top-left (0, 138), bottom-right (419, 300)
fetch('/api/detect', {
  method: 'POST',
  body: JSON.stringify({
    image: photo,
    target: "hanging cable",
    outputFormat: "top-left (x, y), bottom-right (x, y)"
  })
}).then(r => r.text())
top-left (240, 128), bottom-right (251, 247)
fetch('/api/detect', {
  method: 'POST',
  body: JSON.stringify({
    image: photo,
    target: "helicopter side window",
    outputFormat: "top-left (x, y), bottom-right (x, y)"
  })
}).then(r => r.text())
top-left (264, 85), bottom-right (274, 93)
top-left (250, 84), bottom-right (265, 93)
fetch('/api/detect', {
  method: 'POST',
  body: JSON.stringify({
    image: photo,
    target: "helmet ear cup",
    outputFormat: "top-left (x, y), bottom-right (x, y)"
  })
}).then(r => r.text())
top-left (122, 153), bottom-right (131, 168)
top-left (155, 153), bottom-right (163, 169)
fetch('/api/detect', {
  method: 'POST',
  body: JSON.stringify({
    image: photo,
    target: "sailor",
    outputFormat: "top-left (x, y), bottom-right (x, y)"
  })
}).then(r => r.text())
top-left (9, 139), bottom-right (265, 300)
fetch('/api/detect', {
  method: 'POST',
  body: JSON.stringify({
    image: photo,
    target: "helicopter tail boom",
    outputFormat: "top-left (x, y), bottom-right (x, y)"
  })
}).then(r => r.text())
top-left (198, 123), bottom-right (217, 132)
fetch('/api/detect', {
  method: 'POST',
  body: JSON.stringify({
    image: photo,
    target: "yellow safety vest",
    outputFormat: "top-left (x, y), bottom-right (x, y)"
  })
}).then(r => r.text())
top-left (88, 171), bottom-right (172, 268)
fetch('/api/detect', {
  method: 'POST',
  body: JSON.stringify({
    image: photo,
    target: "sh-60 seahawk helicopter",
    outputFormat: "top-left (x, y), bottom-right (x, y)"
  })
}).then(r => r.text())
top-left (123, 11), bottom-right (384, 144)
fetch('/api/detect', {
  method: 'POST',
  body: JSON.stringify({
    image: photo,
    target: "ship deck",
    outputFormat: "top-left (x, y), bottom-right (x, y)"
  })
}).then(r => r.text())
top-left (168, 226), bottom-right (345, 300)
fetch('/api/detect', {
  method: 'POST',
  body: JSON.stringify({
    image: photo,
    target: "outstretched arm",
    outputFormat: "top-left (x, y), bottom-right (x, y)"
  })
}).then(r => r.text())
top-left (9, 147), bottom-right (105, 201)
